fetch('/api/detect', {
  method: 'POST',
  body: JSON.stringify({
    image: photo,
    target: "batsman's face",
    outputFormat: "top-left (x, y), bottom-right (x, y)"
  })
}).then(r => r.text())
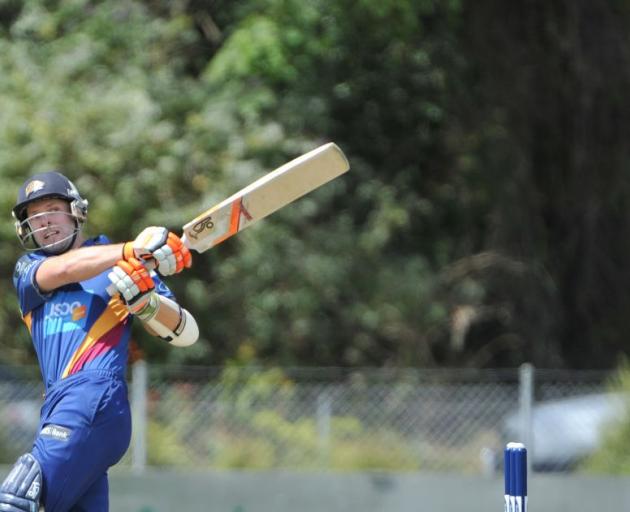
top-left (25, 198), bottom-right (76, 251)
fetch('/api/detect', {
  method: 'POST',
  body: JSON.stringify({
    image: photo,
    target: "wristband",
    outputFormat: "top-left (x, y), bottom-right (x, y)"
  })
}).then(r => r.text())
top-left (122, 242), bottom-right (134, 261)
top-left (135, 293), bottom-right (160, 322)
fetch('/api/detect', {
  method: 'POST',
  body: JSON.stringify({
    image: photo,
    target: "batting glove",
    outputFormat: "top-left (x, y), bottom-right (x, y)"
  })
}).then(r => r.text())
top-left (108, 258), bottom-right (159, 321)
top-left (151, 232), bottom-right (192, 276)
top-left (123, 227), bottom-right (192, 276)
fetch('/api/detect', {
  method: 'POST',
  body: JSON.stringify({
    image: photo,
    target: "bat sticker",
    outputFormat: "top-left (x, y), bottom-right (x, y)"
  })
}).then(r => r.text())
top-left (189, 216), bottom-right (215, 240)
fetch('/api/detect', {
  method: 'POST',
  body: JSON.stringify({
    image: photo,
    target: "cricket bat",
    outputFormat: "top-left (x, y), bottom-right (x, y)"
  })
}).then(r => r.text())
top-left (181, 142), bottom-right (349, 253)
top-left (108, 143), bottom-right (348, 295)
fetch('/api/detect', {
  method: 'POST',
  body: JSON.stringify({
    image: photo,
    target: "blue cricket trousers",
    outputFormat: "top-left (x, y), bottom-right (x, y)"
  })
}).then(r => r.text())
top-left (32, 370), bottom-right (131, 511)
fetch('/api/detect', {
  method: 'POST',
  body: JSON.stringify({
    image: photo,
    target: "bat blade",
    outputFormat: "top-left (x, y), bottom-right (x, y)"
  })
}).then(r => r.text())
top-left (181, 142), bottom-right (349, 253)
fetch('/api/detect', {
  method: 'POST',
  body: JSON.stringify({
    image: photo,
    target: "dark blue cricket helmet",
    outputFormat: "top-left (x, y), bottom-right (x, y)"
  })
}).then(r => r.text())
top-left (12, 171), bottom-right (88, 251)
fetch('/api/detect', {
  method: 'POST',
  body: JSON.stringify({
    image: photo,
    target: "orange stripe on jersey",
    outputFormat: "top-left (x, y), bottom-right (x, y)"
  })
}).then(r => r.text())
top-left (61, 296), bottom-right (129, 379)
top-left (22, 312), bottom-right (32, 333)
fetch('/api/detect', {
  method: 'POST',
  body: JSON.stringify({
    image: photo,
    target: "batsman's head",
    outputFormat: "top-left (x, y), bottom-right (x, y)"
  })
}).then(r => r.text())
top-left (13, 171), bottom-right (89, 254)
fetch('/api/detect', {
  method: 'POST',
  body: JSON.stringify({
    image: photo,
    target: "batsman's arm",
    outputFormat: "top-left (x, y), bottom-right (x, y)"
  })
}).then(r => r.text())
top-left (36, 243), bottom-right (125, 293)
top-left (139, 294), bottom-right (199, 347)
top-left (108, 258), bottom-right (199, 347)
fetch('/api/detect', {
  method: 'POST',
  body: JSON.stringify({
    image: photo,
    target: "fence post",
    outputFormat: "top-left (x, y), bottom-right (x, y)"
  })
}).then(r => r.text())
top-left (131, 359), bottom-right (148, 473)
top-left (316, 392), bottom-right (331, 469)
top-left (519, 363), bottom-right (534, 475)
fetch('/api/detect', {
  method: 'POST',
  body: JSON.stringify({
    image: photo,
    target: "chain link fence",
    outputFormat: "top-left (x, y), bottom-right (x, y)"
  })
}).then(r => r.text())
top-left (0, 364), bottom-right (623, 474)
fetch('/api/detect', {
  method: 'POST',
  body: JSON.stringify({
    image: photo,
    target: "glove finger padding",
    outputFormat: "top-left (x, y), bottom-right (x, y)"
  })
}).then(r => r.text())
top-left (153, 232), bottom-right (192, 276)
top-left (108, 258), bottom-right (156, 316)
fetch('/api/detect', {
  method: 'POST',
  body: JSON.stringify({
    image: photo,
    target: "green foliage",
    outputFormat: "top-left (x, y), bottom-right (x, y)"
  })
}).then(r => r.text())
top-left (206, 413), bottom-right (420, 471)
top-left (147, 420), bottom-right (195, 467)
top-left (142, 367), bottom-right (498, 472)
top-left (207, 15), bottom-right (297, 83)
top-left (218, 366), bottom-right (295, 423)
top-left (581, 362), bottom-right (630, 474)
top-left (180, 367), bottom-right (421, 471)
top-left (330, 433), bottom-right (420, 471)
top-left (0, 0), bottom-right (214, 363)
top-left (1, 0), bottom-right (630, 370)
top-left (193, 0), bottom-right (466, 366)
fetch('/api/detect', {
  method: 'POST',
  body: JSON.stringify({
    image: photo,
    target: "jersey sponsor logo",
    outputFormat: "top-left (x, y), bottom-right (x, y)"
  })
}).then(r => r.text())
top-left (44, 299), bottom-right (89, 334)
top-left (40, 424), bottom-right (71, 441)
top-left (46, 301), bottom-right (86, 320)
top-left (72, 304), bottom-right (87, 321)
top-left (14, 259), bottom-right (37, 277)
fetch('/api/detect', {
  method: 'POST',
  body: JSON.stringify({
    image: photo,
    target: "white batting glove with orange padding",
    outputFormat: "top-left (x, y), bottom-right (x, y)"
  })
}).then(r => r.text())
top-left (123, 227), bottom-right (192, 276)
top-left (151, 232), bottom-right (192, 276)
top-left (108, 258), bottom-right (159, 321)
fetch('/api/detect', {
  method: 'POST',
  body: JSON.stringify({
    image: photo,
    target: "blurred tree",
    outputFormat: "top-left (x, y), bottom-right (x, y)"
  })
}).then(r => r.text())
top-left (0, 0), bottom-right (213, 363)
top-left (1, 0), bottom-right (630, 370)
top-left (196, 0), bottom-right (465, 366)
top-left (461, 0), bottom-right (630, 368)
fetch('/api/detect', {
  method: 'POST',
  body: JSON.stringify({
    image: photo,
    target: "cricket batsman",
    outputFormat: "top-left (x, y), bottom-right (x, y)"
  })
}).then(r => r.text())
top-left (1, 171), bottom-right (199, 511)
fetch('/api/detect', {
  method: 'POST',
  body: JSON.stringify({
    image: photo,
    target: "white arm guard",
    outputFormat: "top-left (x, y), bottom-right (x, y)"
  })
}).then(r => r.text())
top-left (144, 295), bottom-right (199, 347)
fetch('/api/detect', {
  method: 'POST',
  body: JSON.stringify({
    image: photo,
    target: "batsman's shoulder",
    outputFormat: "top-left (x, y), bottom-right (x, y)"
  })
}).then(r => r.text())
top-left (82, 234), bottom-right (111, 247)
top-left (13, 252), bottom-right (44, 280)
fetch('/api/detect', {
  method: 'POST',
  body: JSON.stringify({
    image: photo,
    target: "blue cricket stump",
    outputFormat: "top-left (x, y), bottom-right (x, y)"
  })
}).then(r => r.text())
top-left (504, 442), bottom-right (527, 512)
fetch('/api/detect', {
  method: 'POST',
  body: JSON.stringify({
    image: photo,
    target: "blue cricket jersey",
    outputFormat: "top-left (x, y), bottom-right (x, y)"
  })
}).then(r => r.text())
top-left (13, 235), bottom-right (174, 390)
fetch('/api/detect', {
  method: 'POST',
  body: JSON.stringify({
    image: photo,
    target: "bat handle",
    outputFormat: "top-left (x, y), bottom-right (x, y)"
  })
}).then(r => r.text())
top-left (106, 257), bottom-right (158, 297)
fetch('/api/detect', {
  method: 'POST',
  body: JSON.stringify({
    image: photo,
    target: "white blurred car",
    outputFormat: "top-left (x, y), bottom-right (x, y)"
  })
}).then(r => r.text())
top-left (502, 392), bottom-right (627, 471)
